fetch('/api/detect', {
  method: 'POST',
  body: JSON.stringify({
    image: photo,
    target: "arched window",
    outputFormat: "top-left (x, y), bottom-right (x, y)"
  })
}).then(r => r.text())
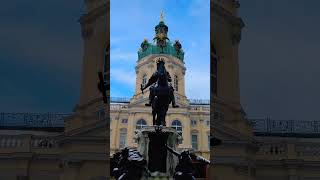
top-left (136, 119), bottom-right (147, 129)
top-left (142, 74), bottom-right (147, 87)
top-left (174, 75), bottom-right (178, 91)
top-left (171, 120), bottom-right (182, 136)
top-left (119, 128), bottom-right (127, 149)
top-left (211, 45), bottom-right (218, 96)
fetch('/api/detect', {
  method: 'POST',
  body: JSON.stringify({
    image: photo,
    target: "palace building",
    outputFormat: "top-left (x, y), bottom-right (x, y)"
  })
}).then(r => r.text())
top-left (1, 0), bottom-right (320, 179)
top-left (211, 0), bottom-right (320, 180)
top-left (109, 15), bottom-right (211, 159)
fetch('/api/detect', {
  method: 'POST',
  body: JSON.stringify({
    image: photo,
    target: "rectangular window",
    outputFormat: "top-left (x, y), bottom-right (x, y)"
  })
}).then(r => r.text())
top-left (191, 120), bottom-right (197, 126)
top-left (174, 75), bottom-right (178, 91)
top-left (121, 119), bottom-right (128, 124)
top-left (119, 129), bottom-right (127, 149)
top-left (192, 134), bottom-right (198, 150)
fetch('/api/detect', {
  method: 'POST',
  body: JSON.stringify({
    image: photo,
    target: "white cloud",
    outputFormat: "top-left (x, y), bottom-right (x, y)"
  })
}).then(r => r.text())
top-left (185, 69), bottom-right (210, 99)
top-left (110, 68), bottom-right (136, 86)
top-left (111, 48), bottom-right (137, 62)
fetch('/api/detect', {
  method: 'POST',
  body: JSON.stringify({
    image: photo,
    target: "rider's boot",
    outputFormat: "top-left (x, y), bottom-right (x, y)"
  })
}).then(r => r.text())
top-left (172, 98), bottom-right (179, 108)
top-left (170, 89), bottom-right (179, 108)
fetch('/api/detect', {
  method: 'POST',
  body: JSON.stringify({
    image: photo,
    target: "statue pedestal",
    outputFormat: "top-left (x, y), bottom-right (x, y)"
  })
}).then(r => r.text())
top-left (134, 126), bottom-right (181, 177)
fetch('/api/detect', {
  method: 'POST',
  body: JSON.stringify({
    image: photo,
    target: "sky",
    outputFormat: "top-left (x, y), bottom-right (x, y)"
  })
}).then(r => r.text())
top-left (0, 1), bottom-right (83, 113)
top-left (110, 0), bottom-right (210, 99)
top-left (239, 0), bottom-right (320, 120)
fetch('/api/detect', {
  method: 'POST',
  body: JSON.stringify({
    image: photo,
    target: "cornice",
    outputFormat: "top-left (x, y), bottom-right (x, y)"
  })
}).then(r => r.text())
top-left (212, 2), bottom-right (244, 29)
top-left (212, 156), bottom-right (255, 166)
top-left (73, 97), bottom-right (106, 112)
top-left (58, 136), bottom-right (107, 146)
top-left (136, 54), bottom-right (186, 72)
top-left (62, 120), bottom-right (108, 137)
top-left (79, 3), bottom-right (108, 25)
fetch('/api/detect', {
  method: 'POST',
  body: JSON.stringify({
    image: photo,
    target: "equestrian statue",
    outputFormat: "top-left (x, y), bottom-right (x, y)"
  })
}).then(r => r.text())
top-left (141, 59), bottom-right (179, 126)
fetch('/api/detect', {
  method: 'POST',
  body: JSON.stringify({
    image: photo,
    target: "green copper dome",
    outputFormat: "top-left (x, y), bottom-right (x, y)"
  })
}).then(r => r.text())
top-left (138, 17), bottom-right (184, 61)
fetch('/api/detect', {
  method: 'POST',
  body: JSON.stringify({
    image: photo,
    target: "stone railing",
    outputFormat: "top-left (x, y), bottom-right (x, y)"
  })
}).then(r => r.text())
top-left (255, 141), bottom-right (320, 161)
top-left (188, 99), bottom-right (210, 105)
top-left (189, 106), bottom-right (210, 112)
top-left (110, 104), bottom-right (129, 111)
top-left (295, 144), bottom-right (320, 158)
top-left (0, 135), bottom-right (59, 150)
top-left (0, 135), bottom-right (25, 148)
top-left (32, 136), bottom-right (58, 149)
top-left (256, 142), bottom-right (287, 160)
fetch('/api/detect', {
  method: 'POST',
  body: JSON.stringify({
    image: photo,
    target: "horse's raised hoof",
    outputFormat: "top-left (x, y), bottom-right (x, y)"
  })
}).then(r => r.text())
top-left (145, 103), bottom-right (151, 106)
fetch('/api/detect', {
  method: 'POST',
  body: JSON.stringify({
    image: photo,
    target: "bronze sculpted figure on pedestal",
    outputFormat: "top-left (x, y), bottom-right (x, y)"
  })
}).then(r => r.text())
top-left (141, 59), bottom-right (179, 126)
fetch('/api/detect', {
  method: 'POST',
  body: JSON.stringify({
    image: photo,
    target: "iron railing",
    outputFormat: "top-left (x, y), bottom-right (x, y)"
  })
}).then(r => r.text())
top-left (188, 99), bottom-right (210, 105)
top-left (250, 118), bottom-right (320, 136)
top-left (110, 97), bottom-right (131, 103)
top-left (0, 113), bottom-right (69, 128)
top-left (110, 96), bottom-right (210, 105)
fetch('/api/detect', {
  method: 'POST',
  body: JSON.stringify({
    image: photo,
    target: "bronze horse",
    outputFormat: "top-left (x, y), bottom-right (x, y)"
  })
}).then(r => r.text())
top-left (141, 60), bottom-right (177, 126)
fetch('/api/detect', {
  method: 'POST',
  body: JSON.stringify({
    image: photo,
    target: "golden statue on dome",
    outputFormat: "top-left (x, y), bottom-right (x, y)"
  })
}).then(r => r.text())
top-left (160, 11), bottom-right (164, 22)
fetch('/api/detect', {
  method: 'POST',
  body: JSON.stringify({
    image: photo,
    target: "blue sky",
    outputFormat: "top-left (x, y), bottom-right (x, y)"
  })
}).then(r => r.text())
top-left (0, 1), bottom-right (83, 113)
top-left (239, 0), bottom-right (320, 120)
top-left (110, 0), bottom-right (210, 99)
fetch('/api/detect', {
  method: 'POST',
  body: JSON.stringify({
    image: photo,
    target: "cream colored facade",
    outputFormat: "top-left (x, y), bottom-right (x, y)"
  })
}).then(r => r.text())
top-left (211, 0), bottom-right (320, 180)
top-left (110, 19), bottom-right (211, 159)
top-left (0, 0), bottom-right (109, 179)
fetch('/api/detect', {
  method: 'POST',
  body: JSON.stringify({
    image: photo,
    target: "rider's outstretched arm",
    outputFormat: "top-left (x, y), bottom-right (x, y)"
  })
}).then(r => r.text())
top-left (142, 73), bottom-right (157, 90)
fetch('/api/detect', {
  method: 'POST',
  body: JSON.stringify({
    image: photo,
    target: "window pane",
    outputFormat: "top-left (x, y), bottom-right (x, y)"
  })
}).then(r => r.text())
top-left (136, 119), bottom-right (147, 129)
top-left (119, 129), bottom-right (127, 149)
top-left (192, 134), bottom-right (198, 150)
top-left (171, 120), bottom-right (183, 139)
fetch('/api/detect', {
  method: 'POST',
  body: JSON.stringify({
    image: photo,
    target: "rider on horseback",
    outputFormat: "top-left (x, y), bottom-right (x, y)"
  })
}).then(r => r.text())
top-left (141, 59), bottom-right (179, 108)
